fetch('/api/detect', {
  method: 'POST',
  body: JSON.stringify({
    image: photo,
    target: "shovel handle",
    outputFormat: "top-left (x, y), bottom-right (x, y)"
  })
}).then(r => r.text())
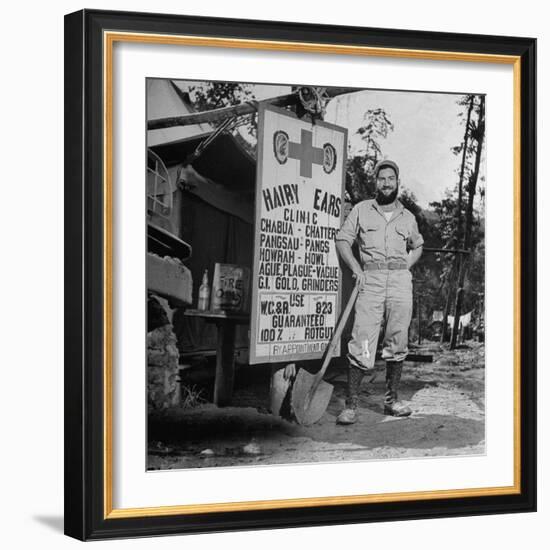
top-left (308, 279), bottom-right (361, 393)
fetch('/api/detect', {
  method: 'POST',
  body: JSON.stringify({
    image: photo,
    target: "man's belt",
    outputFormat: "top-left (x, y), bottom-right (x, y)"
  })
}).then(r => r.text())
top-left (363, 261), bottom-right (408, 271)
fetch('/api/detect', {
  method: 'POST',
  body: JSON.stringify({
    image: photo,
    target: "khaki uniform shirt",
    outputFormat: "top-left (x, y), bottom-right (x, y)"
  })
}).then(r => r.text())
top-left (335, 199), bottom-right (424, 266)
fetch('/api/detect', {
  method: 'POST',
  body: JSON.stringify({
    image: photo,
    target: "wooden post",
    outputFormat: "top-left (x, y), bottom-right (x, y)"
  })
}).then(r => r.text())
top-left (148, 87), bottom-right (361, 130)
top-left (183, 310), bottom-right (249, 407)
top-left (417, 293), bottom-right (422, 345)
top-left (213, 321), bottom-right (236, 406)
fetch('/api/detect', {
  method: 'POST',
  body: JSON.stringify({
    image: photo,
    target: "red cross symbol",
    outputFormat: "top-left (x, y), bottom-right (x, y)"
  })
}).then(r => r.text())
top-left (289, 129), bottom-right (324, 178)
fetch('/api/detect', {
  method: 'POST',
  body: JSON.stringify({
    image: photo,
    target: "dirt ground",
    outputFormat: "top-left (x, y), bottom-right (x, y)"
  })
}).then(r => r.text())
top-left (148, 341), bottom-right (485, 470)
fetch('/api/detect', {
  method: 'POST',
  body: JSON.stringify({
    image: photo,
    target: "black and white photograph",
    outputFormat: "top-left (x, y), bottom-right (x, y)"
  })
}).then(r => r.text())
top-left (146, 78), bottom-right (486, 471)
top-left (58, 3), bottom-right (539, 543)
top-left (1, 0), bottom-right (543, 545)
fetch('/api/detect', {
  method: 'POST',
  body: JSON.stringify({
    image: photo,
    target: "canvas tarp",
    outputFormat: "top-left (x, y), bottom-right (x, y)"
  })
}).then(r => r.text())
top-left (168, 164), bottom-right (254, 224)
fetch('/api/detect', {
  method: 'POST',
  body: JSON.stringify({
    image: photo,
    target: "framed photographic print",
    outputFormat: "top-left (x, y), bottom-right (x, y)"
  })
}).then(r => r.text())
top-left (64, 9), bottom-right (536, 541)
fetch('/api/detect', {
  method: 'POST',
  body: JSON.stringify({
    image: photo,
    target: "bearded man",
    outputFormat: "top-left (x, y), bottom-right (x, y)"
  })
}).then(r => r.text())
top-left (334, 159), bottom-right (424, 424)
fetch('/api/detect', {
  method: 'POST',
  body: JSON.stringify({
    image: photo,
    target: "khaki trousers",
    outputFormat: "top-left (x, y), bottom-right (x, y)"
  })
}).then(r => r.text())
top-left (347, 269), bottom-right (413, 371)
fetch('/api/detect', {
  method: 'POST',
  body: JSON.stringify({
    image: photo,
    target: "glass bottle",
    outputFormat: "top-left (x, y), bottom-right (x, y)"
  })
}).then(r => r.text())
top-left (197, 269), bottom-right (210, 311)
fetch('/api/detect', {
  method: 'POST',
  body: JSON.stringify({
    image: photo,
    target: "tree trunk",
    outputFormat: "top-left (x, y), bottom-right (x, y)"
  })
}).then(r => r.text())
top-left (455, 96), bottom-right (475, 253)
top-left (440, 269), bottom-right (455, 343)
top-left (450, 97), bottom-right (485, 349)
top-left (442, 96), bottom-right (474, 344)
top-left (444, 97), bottom-right (474, 345)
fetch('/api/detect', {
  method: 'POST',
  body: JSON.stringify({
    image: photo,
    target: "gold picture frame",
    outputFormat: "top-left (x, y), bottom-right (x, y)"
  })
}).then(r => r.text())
top-left (65, 9), bottom-right (536, 540)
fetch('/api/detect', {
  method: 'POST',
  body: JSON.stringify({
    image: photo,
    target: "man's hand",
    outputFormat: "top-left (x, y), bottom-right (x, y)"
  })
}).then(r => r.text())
top-left (352, 271), bottom-right (368, 289)
top-left (336, 240), bottom-right (366, 288)
top-left (407, 246), bottom-right (423, 269)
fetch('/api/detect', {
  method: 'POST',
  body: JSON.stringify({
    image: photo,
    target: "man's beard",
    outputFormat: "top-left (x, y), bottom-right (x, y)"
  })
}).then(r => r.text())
top-left (376, 187), bottom-right (398, 205)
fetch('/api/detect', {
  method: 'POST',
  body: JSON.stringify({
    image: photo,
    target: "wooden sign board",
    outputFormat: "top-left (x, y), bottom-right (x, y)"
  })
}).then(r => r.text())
top-left (210, 263), bottom-right (250, 313)
top-left (250, 104), bottom-right (347, 364)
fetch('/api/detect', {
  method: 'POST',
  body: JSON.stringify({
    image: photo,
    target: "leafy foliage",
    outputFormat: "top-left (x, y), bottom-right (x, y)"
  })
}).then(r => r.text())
top-left (346, 153), bottom-right (375, 202)
top-left (346, 108), bottom-right (395, 203)
top-left (188, 81), bottom-right (255, 112)
top-left (185, 81), bottom-right (259, 155)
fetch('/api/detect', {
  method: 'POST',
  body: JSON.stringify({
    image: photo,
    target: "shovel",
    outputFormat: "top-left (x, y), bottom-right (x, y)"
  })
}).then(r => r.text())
top-left (291, 279), bottom-right (361, 425)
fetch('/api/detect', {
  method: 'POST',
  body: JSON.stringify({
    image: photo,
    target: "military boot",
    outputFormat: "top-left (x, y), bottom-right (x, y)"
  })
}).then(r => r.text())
top-left (336, 365), bottom-right (365, 425)
top-left (384, 360), bottom-right (412, 417)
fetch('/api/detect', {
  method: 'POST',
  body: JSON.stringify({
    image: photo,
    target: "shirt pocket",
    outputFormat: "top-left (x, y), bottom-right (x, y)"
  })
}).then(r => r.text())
top-left (392, 223), bottom-right (410, 253)
top-left (359, 221), bottom-right (383, 249)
